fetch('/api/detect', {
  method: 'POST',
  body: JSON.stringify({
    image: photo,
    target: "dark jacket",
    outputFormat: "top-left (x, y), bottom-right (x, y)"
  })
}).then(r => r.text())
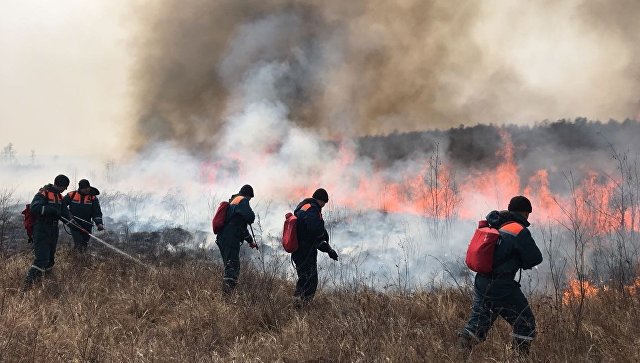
top-left (216, 194), bottom-right (255, 246)
top-left (486, 210), bottom-right (543, 276)
top-left (31, 184), bottom-right (71, 225)
top-left (63, 187), bottom-right (103, 229)
top-left (294, 198), bottom-right (331, 253)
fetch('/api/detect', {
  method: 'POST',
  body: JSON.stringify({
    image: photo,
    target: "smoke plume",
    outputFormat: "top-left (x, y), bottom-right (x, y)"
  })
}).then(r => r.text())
top-left (130, 0), bottom-right (640, 150)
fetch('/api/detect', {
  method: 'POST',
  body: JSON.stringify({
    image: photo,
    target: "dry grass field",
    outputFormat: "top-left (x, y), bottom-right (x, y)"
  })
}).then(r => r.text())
top-left (1, 245), bottom-right (639, 363)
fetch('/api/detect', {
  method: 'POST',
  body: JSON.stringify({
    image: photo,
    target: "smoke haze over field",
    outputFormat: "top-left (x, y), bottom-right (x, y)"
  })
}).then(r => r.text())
top-left (131, 0), bottom-right (640, 150)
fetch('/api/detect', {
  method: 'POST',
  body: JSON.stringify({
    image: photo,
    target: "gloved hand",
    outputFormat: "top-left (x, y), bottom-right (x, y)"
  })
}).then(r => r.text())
top-left (317, 241), bottom-right (331, 253)
top-left (44, 205), bottom-right (61, 218)
top-left (97, 224), bottom-right (105, 231)
top-left (245, 235), bottom-right (257, 248)
top-left (328, 249), bottom-right (338, 261)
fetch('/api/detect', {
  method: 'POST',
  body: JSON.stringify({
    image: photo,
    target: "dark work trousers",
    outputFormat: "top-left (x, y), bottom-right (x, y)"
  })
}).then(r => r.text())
top-left (461, 275), bottom-right (536, 344)
top-left (26, 221), bottom-right (60, 282)
top-left (71, 227), bottom-right (91, 251)
top-left (217, 241), bottom-right (240, 293)
top-left (292, 246), bottom-right (318, 301)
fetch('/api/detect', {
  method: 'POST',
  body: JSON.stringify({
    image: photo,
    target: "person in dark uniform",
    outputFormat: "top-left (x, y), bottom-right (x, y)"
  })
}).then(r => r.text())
top-left (292, 188), bottom-right (338, 306)
top-left (458, 195), bottom-right (543, 358)
top-left (216, 184), bottom-right (257, 295)
top-left (24, 174), bottom-right (71, 288)
top-left (63, 179), bottom-right (104, 252)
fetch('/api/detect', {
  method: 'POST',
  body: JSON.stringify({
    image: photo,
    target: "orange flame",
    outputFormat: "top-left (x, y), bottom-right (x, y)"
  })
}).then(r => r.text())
top-left (200, 129), bottom-right (640, 236)
top-left (562, 277), bottom-right (640, 305)
top-left (562, 279), bottom-right (600, 305)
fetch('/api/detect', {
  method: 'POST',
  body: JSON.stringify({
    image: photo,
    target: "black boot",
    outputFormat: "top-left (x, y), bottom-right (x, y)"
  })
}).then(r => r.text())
top-left (511, 338), bottom-right (531, 356)
top-left (293, 296), bottom-right (308, 310)
top-left (222, 279), bottom-right (236, 298)
top-left (23, 267), bottom-right (43, 291)
top-left (21, 278), bottom-right (33, 292)
top-left (457, 332), bottom-right (475, 360)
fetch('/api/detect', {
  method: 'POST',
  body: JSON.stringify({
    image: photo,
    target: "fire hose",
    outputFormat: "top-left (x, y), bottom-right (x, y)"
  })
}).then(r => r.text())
top-left (60, 216), bottom-right (151, 269)
top-left (69, 214), bottom-right (97, 226)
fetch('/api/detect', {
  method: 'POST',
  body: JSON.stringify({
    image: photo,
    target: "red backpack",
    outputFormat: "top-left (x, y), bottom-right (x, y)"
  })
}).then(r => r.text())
top-left (21, 204), bottom-right (35, 243)
top-left (212, 201), bottom-right (230, 234)
top-left (282, 212), bottom-right (299, 253)
top-left (465, 220), bottom-right (502, 273)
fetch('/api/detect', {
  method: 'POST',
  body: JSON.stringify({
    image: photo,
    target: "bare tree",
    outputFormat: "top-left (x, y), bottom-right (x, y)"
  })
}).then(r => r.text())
top-left (554, 171), bottom-right (598, 336)
top-left (99, 191), bottom-right (123, 216)
top-left (0, 188), bottom-right (15, 256)
top-left (104, 160), bottom-right (115, 183)
top-left (162, 190), bottom-right (189, 226)
top-left (422, 141), bottom-right (461, 236)
top-left (539, 222), bottom-right (568, 308)
top-left (1, 143), bottom-right (16, 164)
top-left (603, 144), bottom-right (639, 291)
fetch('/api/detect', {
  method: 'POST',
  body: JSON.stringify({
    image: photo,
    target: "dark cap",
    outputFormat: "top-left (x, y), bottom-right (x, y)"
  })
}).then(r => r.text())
top-left (508, 195), bottom-right (532, 213)
top-left (312, 188), bottom-right (329, 203)
top-left (78, 179), bottom-right (90, 189)
top-left (54, 174), bottom-right (70, 188)
top-left (239, 184), bottom-right (254, 198)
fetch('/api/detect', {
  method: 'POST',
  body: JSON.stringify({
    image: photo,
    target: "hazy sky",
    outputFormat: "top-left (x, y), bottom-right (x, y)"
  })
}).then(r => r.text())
top-left (1, 0), bottom-right (639, 159)
top-left (0, 0), bottom-right (131, 157)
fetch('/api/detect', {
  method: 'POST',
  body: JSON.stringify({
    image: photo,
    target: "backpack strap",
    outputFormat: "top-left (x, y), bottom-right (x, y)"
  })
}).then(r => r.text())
top-left (230, 196), bottom-right (245, 205)
top-left (499, 221), bottom-right (524, 236)
top-left (490, 221), bottom-right (526, 276)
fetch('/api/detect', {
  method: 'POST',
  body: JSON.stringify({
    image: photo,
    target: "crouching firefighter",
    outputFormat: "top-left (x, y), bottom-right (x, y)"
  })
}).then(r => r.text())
top-left (24, 174), bottom-right (71, 288)
top-left (63, 179), bottom-right (104, 252)
top-left (292, 188), bottom-right (338, 306)
top-left (215, 185), bottom-right (257, 295)
top-left (458, 195), bottom-right (543, 357)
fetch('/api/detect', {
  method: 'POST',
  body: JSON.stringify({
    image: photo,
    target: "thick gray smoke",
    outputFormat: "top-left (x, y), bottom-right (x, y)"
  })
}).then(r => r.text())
top-left (130, 0), bottom-right (640, 150)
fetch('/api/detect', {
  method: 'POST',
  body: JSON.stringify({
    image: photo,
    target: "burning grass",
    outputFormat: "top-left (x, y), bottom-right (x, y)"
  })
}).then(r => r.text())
top-left (1, 248), bottom-right (640, 362)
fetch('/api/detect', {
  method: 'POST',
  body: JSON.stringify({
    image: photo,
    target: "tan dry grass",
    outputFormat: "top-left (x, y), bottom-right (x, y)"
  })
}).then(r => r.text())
top-left (1, 247), bottom-right (640, 362)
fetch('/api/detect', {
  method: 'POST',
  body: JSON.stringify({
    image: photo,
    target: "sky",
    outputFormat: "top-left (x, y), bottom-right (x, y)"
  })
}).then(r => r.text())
top-left (0, 0), bottom-right (131, 157)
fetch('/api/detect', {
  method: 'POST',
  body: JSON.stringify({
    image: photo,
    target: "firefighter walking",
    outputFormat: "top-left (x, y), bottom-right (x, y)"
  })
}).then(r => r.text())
top-left (215, 184), bottom-right (257, 295)
top-left (458, 195), bottom-right (543, 358)
top-left (24, 174), bottom-right (71, 288)
top-left (63, 179), bottom-right (104, 252)
top-left (292, 188), bottom-right (338, 307)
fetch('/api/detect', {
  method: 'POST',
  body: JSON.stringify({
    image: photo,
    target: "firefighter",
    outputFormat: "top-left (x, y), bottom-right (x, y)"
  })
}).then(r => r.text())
top-left (24, 174), bottom-right (71, 288)
top-left (216, 184), bottom-right (257, 295)
top-left (292, 188), bottom-right (338, 306)
top-left (63, 179), bottom-right (104, 252)
top-left (458, 195), bottom-right (543, 357)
